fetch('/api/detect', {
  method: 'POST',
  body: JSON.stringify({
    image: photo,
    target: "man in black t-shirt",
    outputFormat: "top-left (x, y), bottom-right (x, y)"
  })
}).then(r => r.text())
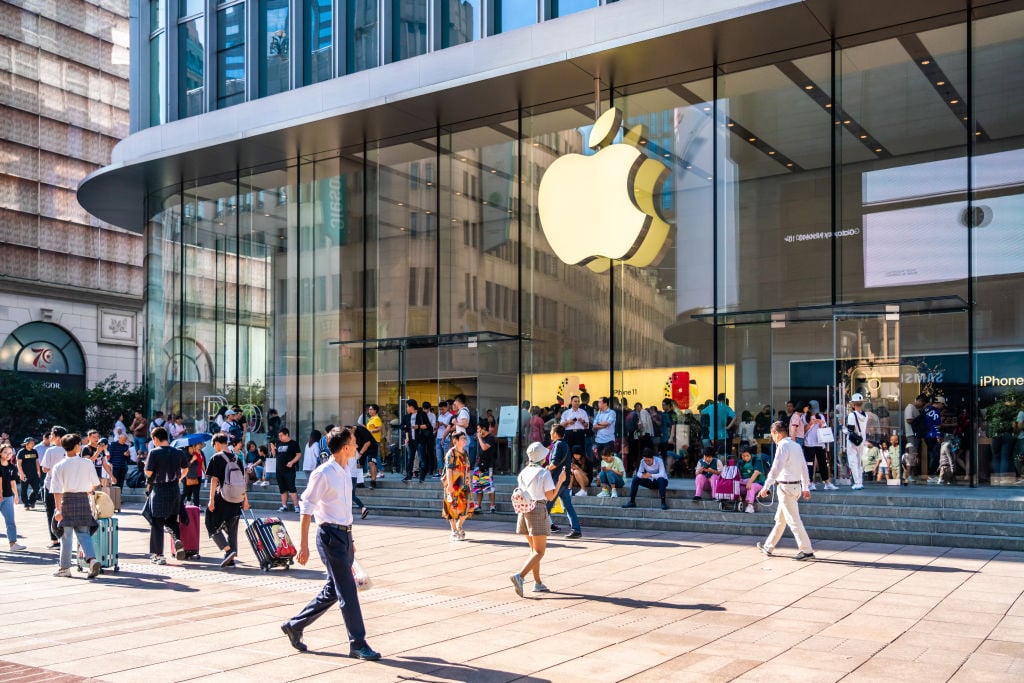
top-left (275, 428), bottom-right (302, 512)
top-left (143, 427), bottom-right (189, 564)
top-left (16, 437), bottom-right (41, 510)
top-left (352, 424), bottom-right (377, 490)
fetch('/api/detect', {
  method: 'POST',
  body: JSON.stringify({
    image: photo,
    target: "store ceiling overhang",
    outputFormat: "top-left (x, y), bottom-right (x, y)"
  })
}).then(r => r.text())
top-left (78, 0), bottom-right (993, 232)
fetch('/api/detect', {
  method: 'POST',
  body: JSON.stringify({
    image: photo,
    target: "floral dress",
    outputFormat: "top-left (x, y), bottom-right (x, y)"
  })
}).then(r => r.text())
top-left (442, 447), bottom-right (472, 520)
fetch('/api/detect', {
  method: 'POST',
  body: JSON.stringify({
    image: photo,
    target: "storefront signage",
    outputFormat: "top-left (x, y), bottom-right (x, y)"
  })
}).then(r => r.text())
top-left (538, 107), bottom-right (670, 272)
top-left (319, 176), bottom-right (347, 245)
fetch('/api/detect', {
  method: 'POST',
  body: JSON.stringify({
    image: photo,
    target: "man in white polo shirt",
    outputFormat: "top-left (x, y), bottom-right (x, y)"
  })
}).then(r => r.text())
top-left (560, 395), bottom-right (590, 458)
top-left (757, 420), bottom-right (814, 561)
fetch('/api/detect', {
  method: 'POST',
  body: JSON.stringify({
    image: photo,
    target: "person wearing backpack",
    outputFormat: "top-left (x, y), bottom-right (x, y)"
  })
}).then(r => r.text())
top-left (143, 427), bottom-right (189, 565)
top-left (205, 434), bottom-right (250, 567)
top-left (509, 441), bottom-right (566, 597)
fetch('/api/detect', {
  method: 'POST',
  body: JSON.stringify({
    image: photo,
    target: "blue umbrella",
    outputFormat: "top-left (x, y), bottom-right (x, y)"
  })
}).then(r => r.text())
top-left (172, 432), bottom-right (213, 449)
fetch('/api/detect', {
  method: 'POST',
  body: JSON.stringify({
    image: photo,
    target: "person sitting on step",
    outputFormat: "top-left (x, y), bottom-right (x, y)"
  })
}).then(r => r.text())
top-left (622, 448), bottom-right (669, 510)
top-left (692, 447), bottom-right (724, 502)
top-left (595, 445), bottom-right (625, 498)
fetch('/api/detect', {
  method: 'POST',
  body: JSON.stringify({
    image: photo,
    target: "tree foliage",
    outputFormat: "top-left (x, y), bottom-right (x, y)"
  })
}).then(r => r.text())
top-left (0, 371), bottom-right (145, 441)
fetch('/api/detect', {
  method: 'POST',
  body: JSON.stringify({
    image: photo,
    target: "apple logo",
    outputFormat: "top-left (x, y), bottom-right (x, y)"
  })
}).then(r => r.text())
top-left (538, 107), bottom-right (671, 272)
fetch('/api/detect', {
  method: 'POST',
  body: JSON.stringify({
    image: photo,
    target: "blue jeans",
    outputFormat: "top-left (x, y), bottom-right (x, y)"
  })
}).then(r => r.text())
top-left (133, 436), bottom-right (147, 455)
top-left (599, 471), bottom-right (625, 488)
top-left (1, 496), bottom-right (16, 543)
top-left (546, 486), bottom-right (581, 533)
top-left (60, 524), bottom-right (95, 569)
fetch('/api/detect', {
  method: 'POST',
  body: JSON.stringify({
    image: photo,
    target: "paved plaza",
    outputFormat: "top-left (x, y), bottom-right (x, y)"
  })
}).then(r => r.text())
top-left (2, 503), bottom-right (1023, 682)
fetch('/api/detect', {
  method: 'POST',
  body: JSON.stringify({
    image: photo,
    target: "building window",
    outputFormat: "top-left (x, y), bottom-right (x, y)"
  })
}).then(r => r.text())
top-left (442, 0), bottom-right (479, 47)
top-left (495, 0), bottom-right (535, 34)
top-left (260, 0), bottom-right (290, 96)
top-left (408, 266), bottom-right (418, 305)
top-left (551, 0), bottom-right (598, 19)
top-left (177, 9), bottom-right (205, 118)
top-left (149, 31), bottom-right (166, 126)
top-left (348, 0), bottom-right (379, 73)
top-left (393, 0), bottom-right (428, 62)
top-left (303, 0), bottom-right (333, 85)
top-left (216, 2), bottom-right (246, 109)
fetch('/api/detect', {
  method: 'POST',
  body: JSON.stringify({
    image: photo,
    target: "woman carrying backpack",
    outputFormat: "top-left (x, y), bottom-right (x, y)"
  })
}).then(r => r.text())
top-left (205, 434), bottom-right (250, 568)
top-left (509, 442), bottom-right (566, 597)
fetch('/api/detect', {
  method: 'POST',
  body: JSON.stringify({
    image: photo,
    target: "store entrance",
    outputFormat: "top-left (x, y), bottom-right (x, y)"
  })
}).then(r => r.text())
top-left (336, 331), bottom-right (521, 473)
top-left (711, 296), bottom-right (968, 484)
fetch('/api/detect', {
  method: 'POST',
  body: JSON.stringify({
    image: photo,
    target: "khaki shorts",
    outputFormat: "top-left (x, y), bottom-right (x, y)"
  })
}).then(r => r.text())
top-left (516, 505), bottom-right (550, 536)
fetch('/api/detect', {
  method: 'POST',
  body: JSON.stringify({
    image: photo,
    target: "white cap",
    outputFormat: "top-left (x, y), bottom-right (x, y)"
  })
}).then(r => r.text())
top-left (850, 393), bottom-right (864, 403)
top-left (526, 441), bottom-right (548, 464)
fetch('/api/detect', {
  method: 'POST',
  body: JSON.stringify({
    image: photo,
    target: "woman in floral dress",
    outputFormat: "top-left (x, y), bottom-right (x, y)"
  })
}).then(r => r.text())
top-left (442, 431), bottom-right (472, 541)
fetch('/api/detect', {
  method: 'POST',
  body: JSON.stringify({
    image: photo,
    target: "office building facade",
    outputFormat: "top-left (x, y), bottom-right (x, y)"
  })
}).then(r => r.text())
top-left (1, 0), bottom-right (142, 391)
top-left (80, 0), bottom-right (1024, 482)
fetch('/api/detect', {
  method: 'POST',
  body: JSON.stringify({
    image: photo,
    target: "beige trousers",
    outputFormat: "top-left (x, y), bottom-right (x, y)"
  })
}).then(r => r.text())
top-left (763, 483), bottom-right (813, 553)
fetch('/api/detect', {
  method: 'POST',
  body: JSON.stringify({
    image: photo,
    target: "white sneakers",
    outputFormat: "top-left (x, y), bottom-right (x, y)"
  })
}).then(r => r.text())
top-left (823, 482), bottom-right (838, 490)
top-left (610, 489), bottom-right (619, 498)
top-left (851, 484), bottom-right (864, 490)
top-left (9, 543), bottom-right (25, 551)
top-left (574, 490), bottom-right (588, 497)
top-left (596, 490), bottom-right (610, 497)
top-left (809, 483), bottom-right (817, 491)
top-left (745, 504), bottom-right (754, 514)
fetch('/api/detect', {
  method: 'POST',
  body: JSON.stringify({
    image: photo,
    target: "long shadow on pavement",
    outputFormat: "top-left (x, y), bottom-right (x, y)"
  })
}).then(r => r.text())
top-left (468, 538), bottom-right (696, 550)
top-left (807, 558), bottom-right (978, 573)
top-left (309, 652), bottom-right (550, 682)
top-left (534, 593), bottom-right (725, 611)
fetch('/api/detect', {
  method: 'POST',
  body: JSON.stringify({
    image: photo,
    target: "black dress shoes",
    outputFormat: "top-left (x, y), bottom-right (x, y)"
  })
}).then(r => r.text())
top-left (281, 623), bottom-right (307, 652)
top-left (349, 643), bottom-right (382, 661)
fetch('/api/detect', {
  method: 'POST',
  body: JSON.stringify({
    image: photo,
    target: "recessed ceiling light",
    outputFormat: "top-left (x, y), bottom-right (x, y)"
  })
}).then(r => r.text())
top-left (703, 106), bottom-right (710, 111)
top-left (950, 99), bottom-right (959, 104)
top-left (786, 163), bottom-right (793, 167)
top-left (706, 176), bottom-right (712, 180)
top-left (804, 85), bottom-right (814, 90)
top-left (921, 59), bottom-right (930, 65)
top-left (663, 153), bottom-right (670, 157)
top-left (455, 191), bottom-right (461, 196)
top-left (685, 165), bottom-right (692, 169)
top-left (727, 122), bottom-right (735, 127)
top-left (859, 134), bottom-right (867, 139)
top-left (825, 103), bottom-right (832, 108)
top-left (748, 137), bottom-right (756, 142)
top-left (451, 219), bottom-right (457, 223)
top-left (768, 151), bottom-right (776, 155)
top-left (976, 131), bottom-right (982, 136)
top-left (425, 211), bottom-right (432, 214)
top-left (874, 148), bottom-right (882, 152)
top-left (936, 81), bottom-right (945, 86)
top-left (843, 120), bottom-right (851, 124)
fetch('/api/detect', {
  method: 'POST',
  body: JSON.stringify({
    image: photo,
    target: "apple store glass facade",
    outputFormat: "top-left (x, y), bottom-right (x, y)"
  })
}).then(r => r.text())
top-left (146, 6), bottom-right (1024, 483)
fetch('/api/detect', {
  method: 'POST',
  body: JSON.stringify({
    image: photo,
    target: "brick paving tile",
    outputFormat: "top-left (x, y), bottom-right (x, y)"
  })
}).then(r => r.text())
top-left (2, 504), bottom-right (1023, 682)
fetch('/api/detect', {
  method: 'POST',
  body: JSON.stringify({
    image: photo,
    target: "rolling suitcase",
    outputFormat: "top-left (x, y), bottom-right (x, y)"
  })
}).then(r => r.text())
top-left (77, 517), bottom-right (119, 573)
top-left (170, 503), bottom-right (202, 560)
top-left (713, 462), bottom-right (743, 511)
top-left (242, 508), bottom-right (296, 572)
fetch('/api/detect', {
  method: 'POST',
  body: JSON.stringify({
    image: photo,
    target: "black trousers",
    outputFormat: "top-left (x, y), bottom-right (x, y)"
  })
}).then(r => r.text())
top-left (629, 476), bottom-right (668, 502)
top-left (20, 475), bottom-right (41, 508)
top-left (211, 514), bottom-right (239, 553)
top-left (565, 430), bottom-right (586, 456)
top-left (182, 483), bottom-right (201, 506)
top-left (45, 489), bottom-right (57, 541)
top-left (150, 515), bottom-right (180, 555)
top-left (287, 524), bottom-right (366, 648)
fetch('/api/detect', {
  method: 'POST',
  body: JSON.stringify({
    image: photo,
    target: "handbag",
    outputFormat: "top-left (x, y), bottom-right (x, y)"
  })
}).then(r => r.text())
top-left (550, 496), bottom-right (565, 515)
top-left (818, 427), bottom-right (835, 444)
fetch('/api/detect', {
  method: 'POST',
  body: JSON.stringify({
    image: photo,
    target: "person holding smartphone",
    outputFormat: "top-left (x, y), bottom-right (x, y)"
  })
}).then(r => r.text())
top-left (559, 396), bottom-right (590, 458)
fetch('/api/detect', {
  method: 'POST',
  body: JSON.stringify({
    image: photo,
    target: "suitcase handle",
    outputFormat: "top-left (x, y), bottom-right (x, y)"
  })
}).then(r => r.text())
top-left (241, 507), bottom-right (258, 528)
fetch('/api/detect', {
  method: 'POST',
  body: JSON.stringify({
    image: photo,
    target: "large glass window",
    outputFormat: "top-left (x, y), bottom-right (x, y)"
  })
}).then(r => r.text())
top-left (178, 15), bottom-right (205, 118)
top-left (180, 0), bottom-right (203, 17)
top-left (392, 0), bottom-right (427, 61)
top-left (348, 0), bottom-right (379, 73)
top-left (552, 0), bottom-right (598, 19)
top-left (216, 2), bottom-right (246, 109)
top-left (442, 0), bottom-right (479, 47)
top-left (495, 0), bottom-right (535, 34)
top-left (151, 0), bottom-right (165, 29)
top-left (260, 0), bottom-right (290, 96)
top-left (303, 0), bottom-right (333, 85)
top-left (149, 31), bottom-right (166, 126)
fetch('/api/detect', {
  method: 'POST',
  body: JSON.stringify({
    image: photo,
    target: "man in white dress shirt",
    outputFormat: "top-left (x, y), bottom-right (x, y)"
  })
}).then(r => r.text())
top-left (281, 427), bottom-right (380, 660)
top-left (757, 420), bottom-right (815, 560)
top-left (559, 395), bottom-right (590, 457)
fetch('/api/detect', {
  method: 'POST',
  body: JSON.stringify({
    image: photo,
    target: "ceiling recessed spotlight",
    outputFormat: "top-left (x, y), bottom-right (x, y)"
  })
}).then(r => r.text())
top-left (532, 142), bottom-right (539, 146)
top-left (451, 219), bottom-right (457, 223)
top-left (397, 202), bottom-right (403, 206)
top-left (685, 165), bottom-right (692, 170)
top-left (706, 176), bottom-right (713, 180)
top-left (950, 99), bottom-right (959, 104)
top-left (921, 59), bottom-right (931, 65)
top-left (936, 81), bottom-right (945, 86)
top-left (425, 210), bottom-right (432, 214)
top-left (663, 153), bottom-right (670, 157)
top-left (859, 134), bottom-right (867, 139)
top-left (703, 106), bottom-right (710, 111)
top-left (804, 85), bottom-right (814, 90)
top-left (874, 148), bottom-right (882, 152)
top-left (825, 103), bottom-right (832, 108)
top-left (976, 131), bottom-right (982, 136)
top-left (843, 120), bottom-right (851, 124)
top-left (455, 191), bottom-right (462, 196)
top-left (727, 122), bottom-right (735, 127)
top-left (786, 163), bottom-right (794, 167)
top-left (748, 137), bottom-right (756, 142)
top-left (490, 169), bottom-right (497, 173)
top-left (768, 151), bottom-right (776, 155)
